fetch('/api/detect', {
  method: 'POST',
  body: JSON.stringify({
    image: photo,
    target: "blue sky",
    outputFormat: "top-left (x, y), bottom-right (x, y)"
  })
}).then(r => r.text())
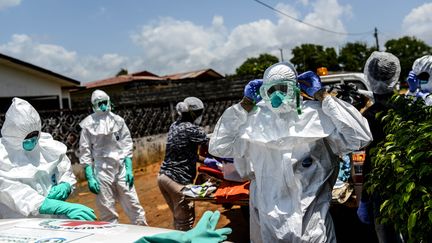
top-left (1, 0), bottom-right (431, 82)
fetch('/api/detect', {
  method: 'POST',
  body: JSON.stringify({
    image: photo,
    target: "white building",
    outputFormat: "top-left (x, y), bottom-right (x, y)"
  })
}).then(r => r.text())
top-left (0, 53), bottom-right (81, 112)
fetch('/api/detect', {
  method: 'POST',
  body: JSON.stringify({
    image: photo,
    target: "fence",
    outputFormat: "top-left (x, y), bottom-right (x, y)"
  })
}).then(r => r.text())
top-left (0, 97), bottom-right (240, 164)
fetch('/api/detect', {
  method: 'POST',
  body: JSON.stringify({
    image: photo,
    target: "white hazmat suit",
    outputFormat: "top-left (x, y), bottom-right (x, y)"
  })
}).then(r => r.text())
top-left (79, 90), bottom-right (147, 225)
top-left (209, 62), bottom-right (372, 242)
top-left (411, 55), bottom-right (432, 106)
top-left (0, 98), bottom-right (77, 218)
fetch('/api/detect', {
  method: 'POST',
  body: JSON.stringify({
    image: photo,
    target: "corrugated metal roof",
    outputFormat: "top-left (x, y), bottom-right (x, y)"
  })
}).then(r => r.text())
top-left (85, 75), bottom-right (163, 88)
top-left (85, 68), bottom-right (223, 89)
top-left (162, 69), bottom-right (223, 80)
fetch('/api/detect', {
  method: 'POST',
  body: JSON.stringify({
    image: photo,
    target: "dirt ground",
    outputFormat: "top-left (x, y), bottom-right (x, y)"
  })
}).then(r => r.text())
top-left (69, 162), bottom-right (250, 243)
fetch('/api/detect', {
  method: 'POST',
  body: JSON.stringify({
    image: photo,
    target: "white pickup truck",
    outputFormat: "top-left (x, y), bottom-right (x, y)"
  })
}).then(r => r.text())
top-left (320, 72), bottom-right (371, 207)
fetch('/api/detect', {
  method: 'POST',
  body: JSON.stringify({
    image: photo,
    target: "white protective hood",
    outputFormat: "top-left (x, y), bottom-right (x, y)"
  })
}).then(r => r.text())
top-left (209, 95), bottom-right (372, 242)
top-left (0, 98), bottom-right (75, 217)
top-left (80, 90), bottom-right (123, 135)
top-left (0, 97), bottom-right (67, 167)
top-left (412, 55), bottom-right (432, 92)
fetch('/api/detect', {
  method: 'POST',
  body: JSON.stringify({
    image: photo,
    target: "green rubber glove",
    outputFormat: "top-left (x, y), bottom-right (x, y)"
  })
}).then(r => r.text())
top-left (125, 157), bottom-right (134, 189)
top-left (39, 198), bottom-right (96, 221)
top-left (85, 165), bottom-right (100, 194)
top-left (47, 182), bottom-right (71, 201)
top-left (134, 231), bottom-right (185, 243)
top-left (186, 211), bottom-right (232, 243)
top-left (135, 211), bottom-right (232, 243)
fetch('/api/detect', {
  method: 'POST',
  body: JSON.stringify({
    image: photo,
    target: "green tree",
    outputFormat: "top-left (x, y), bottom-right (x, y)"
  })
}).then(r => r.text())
top-left (366, 95), bottom-right (432, 243)
top-left (290, 44), bottom-right (339, 73)
top-left (384, 36), bottom-right (432, 81)
top-left (338, 42), bottom-right (374, 72)
top-left (235, 53), bottom-right (279, 77)
top-left (116, 68), bottom-right (128, 76)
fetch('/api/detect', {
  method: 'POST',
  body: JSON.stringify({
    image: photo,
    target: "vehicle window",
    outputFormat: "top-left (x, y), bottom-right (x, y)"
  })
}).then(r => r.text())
top-left (345, 80), bottom-right (367, 90)
top-left (322, 79), bottom-right (368, 91)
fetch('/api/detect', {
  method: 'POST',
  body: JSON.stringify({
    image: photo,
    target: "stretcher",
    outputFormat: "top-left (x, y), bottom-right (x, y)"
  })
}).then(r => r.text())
top-left (185, 165), bottom-right (250, 207)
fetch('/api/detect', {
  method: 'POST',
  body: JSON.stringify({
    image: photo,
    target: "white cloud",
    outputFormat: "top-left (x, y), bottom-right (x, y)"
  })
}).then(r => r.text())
top-left (0, 34), bottom-right (136, 82)
top-left (131, 0), bottom-right (351, 75)
top-left (0, 0), bottom-right (352, 82)
top-left (402, 3), bottom-right (432, 45)
top-left (0, 0), bottom-right (21, 10)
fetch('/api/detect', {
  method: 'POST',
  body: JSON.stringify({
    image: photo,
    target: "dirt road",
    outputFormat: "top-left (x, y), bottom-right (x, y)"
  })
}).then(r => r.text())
top-left (69, 162), bottom-right (250, 243)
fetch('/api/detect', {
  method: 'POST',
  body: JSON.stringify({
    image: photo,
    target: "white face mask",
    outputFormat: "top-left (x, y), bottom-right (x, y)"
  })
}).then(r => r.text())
top-left (194, 115), bottom-right (203, 125)
top-left (369, 79), bottom-right (394, 94)
top-left (420, 79), bottom-right (432, 92)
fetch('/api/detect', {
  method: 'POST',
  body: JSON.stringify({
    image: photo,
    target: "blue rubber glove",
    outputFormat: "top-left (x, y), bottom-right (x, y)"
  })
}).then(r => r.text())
top-left (298, 71), bottom-right (322, 97)
top-left (85, 165), bottom-right (100, 194)
top-left (135, 211), bottom-right (232, 243)
top-left (357, 200), bottom-right (371, 224)
top-left (244, 79), bottom-right (263, 103)
top-left (125, 157), bottom-right (134, 189)
top-left (47, 182), bottom-right (72, 201)
top-left (406, 71), bottom-right (419, 92)
top-left (204, 157), bottom-right (221, 170)
top-left (39, 198), bottom-right (96, 221)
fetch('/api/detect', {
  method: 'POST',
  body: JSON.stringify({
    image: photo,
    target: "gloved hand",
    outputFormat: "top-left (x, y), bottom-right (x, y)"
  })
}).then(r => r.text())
top-left (85, 165), bottom-right (100, 194)
top-left (47, 182), bottom-right (71, 201)
top-left (357, 200), bottom-right (371, 224)
top-left (298, 71), bottom-right (322, 97)
top-left (135, 211), bottom-right (232, 243)
top-left (39, 198), bottom-right (96, 221)
top-left (416, 90), bottom-right (430, 99)
top-left (203, 157), bottom-right (221, 170)
top-left (186, 210), bottom-right (232, 243)
top-left (244, 79), bottom-right (263, 103)
top-left (406, 71), bottom-right (419, 92)
top-left (125, 157), bottom-right (134, 189)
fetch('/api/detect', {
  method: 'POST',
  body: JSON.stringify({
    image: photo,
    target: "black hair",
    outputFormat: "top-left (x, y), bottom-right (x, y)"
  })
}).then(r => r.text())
top-left (180, 109), bottom-right (203, 123)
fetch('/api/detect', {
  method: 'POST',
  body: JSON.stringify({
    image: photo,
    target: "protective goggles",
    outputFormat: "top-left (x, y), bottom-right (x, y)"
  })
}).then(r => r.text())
top-left (259, 79), bottom-right (302, 114)
top-left (22, 131), bottom-right (40, 151)
top-left (93, 99), bottom-right (110, 112)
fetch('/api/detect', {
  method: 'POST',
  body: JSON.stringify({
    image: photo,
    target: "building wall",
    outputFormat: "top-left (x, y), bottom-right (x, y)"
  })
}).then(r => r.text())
top-left (71, 76), bottom-right (252, 109)
top-left (0, 64), bottom-right (62, 97)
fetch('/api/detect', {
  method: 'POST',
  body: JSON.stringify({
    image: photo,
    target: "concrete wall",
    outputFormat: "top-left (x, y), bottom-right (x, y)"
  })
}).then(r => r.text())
top-left (73, 134), bottom-right (168, 182)
top-left (71, 76), bottom-right (253, 109)
top-left (0, 64), bottom-right (62, 97)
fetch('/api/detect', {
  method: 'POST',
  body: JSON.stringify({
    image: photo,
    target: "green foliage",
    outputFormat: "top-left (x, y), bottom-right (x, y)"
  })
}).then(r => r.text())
top-left (338, 42), bottom-right (375, 72)
top-left (116, 68), bottom-right (128, 76)
top-left (235, 53), bottom-right (279, 77)
top-left (385, 36), bottom-right (432, 82)
top-left (365, 95), bottom-right (432, 242)
top-left (290, 44), bottom-right (339, 73)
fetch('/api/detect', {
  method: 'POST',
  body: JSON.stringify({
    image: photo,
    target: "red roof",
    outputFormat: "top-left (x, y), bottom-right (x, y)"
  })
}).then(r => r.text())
top-left (85, 74), bottom-right (163, 88)
top-left (162, 68), bottom-right (223, 80)
top-left (85, 69), bottom-right (223, 89)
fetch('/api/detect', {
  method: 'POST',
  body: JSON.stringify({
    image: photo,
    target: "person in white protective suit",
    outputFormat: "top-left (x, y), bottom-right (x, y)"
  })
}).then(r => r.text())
top-left (209, 62), bottom-right (372, 242)
top-left (405, 55), bottom-right (432, 106)
top-left (0, 98), bottom-right (96, 220)
top-left (79, 89), bottom-right (147, 225)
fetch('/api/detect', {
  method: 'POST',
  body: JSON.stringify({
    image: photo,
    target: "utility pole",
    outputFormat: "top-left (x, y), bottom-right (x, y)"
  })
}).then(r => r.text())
top-left (374, 27), bottom-right (379, 51)
top-left (279, 48), bottom-right (284, 62)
